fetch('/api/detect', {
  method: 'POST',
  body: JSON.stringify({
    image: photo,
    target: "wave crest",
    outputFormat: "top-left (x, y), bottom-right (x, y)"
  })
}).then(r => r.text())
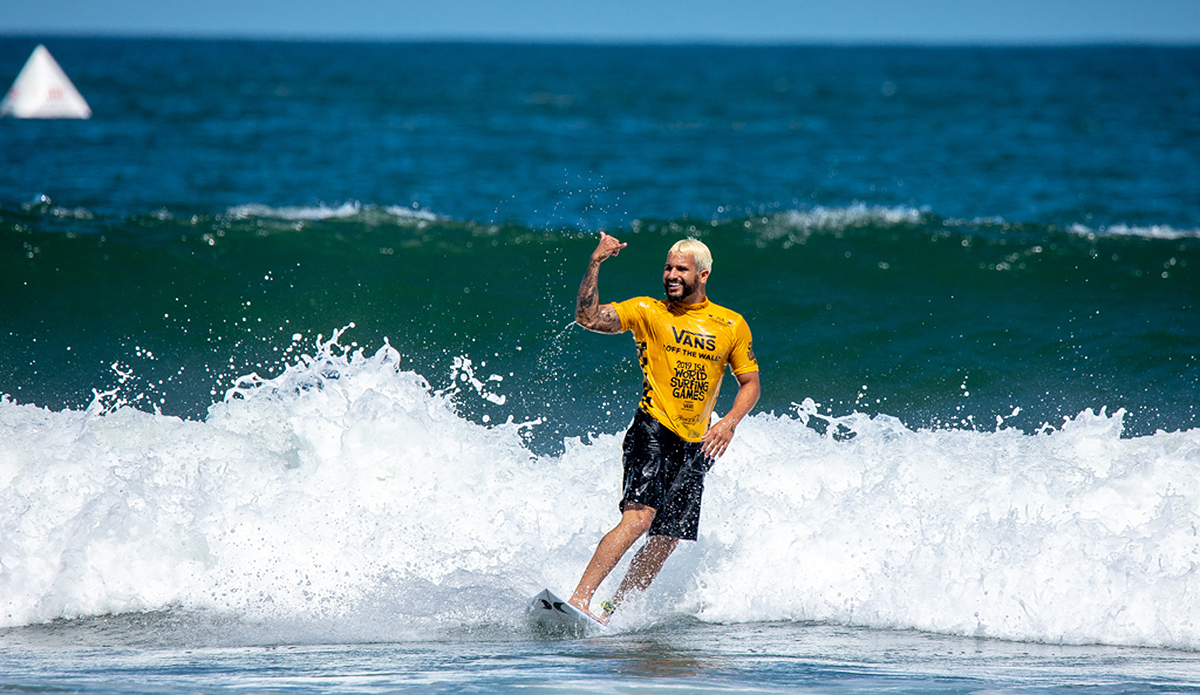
top-left (3, 331), bottom-right (1199, 648)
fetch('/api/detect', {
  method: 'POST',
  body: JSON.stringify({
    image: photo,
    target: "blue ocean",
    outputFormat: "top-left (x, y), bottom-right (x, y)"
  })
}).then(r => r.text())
top-left (2, 38), bottom-right (1199, 693)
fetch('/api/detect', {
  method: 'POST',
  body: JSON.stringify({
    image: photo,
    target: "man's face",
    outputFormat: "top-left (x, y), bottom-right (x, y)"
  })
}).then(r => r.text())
top-left (663, 252), bottom-right (709, 303)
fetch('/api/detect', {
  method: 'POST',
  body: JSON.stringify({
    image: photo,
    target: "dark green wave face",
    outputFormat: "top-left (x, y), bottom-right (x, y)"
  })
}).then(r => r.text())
top-left (3, 202), bottom-right (1196, 444)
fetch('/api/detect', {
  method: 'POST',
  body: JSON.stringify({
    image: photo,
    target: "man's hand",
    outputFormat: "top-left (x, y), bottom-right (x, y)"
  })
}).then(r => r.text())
top-left (700, 418), bottom-right (737, 460)
top-left (576, 232), bottom-right (627, 334)
top-left (591, 231), bottom-right (627, 263)
top-left (700, 371), bottom-right (761, 460)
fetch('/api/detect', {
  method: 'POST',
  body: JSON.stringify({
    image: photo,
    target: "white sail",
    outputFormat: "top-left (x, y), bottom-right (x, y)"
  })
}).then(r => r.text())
top-left (1, 44), bottom-right (92, 119)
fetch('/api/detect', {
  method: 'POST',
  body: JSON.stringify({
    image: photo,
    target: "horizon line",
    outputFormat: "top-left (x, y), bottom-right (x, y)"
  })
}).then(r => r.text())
top-left (1, 31), bottom-right (1198, 49)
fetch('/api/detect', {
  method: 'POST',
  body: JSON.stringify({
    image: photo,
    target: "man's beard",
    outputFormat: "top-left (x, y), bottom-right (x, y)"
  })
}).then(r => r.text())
top-left (664, 278), bottom-right (695, 301)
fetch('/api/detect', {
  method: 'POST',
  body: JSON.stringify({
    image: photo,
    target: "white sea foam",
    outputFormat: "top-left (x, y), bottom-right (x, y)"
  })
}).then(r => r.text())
top-left (227, 201), bottom-right (365, 221)
top-left (225, 201), bottom-right (438, 223)
top-left (1068, 223), bottom-right (1200, 241)
top-left (777, 204), bottom-right (929, 231)
top-left (753, 205), bottom-right (929, 247)
top-left (688, 405), bottom-right (1200, 649)
top-left (944, 216), bottom-right (1200, 241)
top-left (2, 335), bottom-right (1199, 648)
top-left (793, 209), bottom-right (1200, 242)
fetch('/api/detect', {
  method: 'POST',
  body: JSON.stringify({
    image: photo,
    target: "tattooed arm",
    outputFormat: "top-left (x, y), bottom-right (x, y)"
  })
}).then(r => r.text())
top-left (576, 232), bottom-right (627, 334)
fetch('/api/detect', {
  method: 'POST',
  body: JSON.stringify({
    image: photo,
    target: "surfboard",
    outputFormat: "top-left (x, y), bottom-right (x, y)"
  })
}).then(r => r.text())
top-left (527, 588), bottom-right (608, 637)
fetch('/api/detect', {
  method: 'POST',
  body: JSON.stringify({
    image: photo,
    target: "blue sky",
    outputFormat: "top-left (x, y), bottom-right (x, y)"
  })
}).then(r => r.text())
top-left (2, 0), bottom-right (1198, 43)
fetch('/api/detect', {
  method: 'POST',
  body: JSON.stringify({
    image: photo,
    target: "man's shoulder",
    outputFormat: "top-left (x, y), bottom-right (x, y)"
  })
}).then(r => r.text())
top-left (613, 296), bottom-right (666, 314)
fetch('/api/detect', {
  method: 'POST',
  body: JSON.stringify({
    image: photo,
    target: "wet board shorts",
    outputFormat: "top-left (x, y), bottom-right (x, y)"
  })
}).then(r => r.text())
top-left (620, 409), bottom-right (716, 541)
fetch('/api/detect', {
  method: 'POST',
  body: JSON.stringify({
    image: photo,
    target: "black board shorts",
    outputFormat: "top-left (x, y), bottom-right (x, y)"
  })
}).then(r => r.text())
top-left (620, 409), bottom-right (715, 541)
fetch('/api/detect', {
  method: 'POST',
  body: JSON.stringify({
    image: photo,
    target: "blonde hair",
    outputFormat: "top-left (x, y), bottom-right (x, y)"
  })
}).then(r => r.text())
top-left (668, 238), bottom-right (712, 273)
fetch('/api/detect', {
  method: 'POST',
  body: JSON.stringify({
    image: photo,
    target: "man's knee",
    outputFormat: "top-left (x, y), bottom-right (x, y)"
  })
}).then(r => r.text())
top-left (619, 501), bottom-right (656, 535)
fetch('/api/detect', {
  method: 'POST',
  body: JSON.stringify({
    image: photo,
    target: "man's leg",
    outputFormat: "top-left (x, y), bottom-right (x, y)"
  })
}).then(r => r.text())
top-left (611, 534), bottom-right (679, 608)
top-left (569, 503), bottom-right (655, 616)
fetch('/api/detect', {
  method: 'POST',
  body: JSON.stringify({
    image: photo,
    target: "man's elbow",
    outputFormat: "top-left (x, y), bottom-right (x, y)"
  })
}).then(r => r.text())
top-left (576, 318), bottom-right (609, 334)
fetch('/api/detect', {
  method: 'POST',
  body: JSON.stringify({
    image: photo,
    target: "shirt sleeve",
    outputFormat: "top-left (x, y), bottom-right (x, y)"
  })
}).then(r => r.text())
top-left (729, 316), bottom-right (759, 375)
top-left (611, 297), bottom-right (647, 333)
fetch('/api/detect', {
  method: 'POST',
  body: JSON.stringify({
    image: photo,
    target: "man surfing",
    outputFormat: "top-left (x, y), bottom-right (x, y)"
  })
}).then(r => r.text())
top-left (569, 232), bottom-right (761, 621)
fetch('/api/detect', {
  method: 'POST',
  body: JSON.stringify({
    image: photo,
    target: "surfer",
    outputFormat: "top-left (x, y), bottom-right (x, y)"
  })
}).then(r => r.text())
top-left (569, 232), bottom-right (761, 620)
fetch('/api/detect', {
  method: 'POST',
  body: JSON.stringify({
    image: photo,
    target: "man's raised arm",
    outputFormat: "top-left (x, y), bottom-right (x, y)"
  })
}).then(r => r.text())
top-left (576, 232), bottom-right (627, 334)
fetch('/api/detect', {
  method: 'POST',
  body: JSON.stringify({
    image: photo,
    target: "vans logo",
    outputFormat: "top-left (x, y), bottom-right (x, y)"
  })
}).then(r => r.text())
top-left (671, 327), bottom-right (716, 351)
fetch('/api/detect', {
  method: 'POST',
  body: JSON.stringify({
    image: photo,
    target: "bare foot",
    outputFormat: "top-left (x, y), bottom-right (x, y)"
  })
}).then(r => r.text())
top-left (568, 599), bottom-right (608, 624)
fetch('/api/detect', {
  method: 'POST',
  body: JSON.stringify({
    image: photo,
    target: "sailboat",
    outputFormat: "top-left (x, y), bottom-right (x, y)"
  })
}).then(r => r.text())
top-left (1, 44), bottom-right (92, 119)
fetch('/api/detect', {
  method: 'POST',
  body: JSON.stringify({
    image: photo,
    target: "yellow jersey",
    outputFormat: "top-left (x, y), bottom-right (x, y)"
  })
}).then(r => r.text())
top-left (612, 297), bottom-right (758, 442)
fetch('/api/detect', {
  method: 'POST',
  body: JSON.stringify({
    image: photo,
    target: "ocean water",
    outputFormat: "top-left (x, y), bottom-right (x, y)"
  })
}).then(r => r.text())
top-left (1, 38), bottom-right (1199, 692)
